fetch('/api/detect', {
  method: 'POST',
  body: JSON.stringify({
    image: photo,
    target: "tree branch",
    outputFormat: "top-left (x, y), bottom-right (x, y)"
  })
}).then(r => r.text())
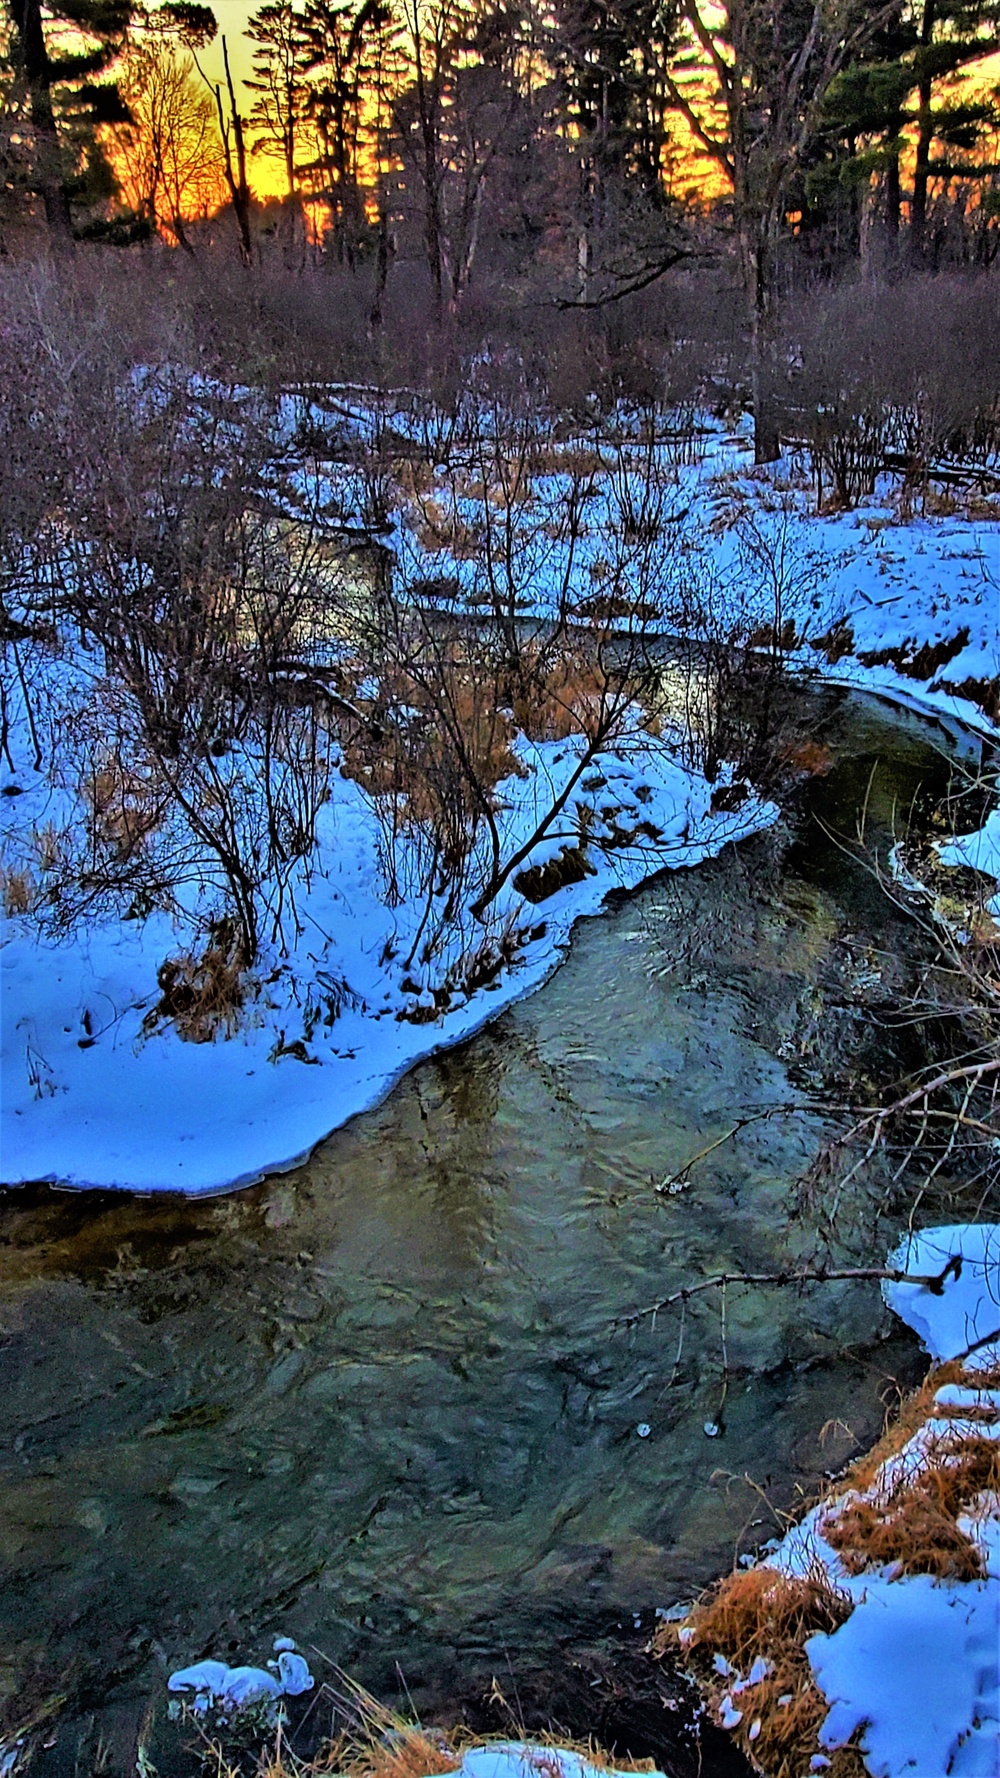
top-left (618, 1254), bottom-right (965, 1331)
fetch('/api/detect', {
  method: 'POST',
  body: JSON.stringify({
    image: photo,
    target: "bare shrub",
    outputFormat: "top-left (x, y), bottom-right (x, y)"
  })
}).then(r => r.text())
top-left (785, 275), bottom-right (1000, 511)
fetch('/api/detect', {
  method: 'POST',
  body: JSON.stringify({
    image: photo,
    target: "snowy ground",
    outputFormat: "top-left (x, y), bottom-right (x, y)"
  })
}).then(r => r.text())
top-left (711, 1224), bottom-right (1000, 1776)
top-left (1, 711), bottom-right (770, 1192)
top-left (290, 394), bottom-right (999, 736)
top-left (2, 401), bottom-right (997, 1195)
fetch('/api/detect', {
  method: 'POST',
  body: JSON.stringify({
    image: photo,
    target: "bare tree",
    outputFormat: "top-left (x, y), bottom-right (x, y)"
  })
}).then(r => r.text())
top-left (662, 0), bottom-right (902, 461)
top-left (112, 35), bottom-right (226, 247)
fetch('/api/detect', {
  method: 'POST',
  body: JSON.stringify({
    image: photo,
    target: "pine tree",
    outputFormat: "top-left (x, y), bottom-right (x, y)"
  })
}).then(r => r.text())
top-left (245, 0), bottom-right (311, 201)
top-left (3, 0), bottom-right (215, 238)
top-left (909, 0), bottom-right (1000, 256)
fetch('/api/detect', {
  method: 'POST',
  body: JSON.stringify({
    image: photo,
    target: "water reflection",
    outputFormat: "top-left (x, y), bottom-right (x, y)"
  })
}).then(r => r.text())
top-left (0, 690), bottom-right (967, 1735)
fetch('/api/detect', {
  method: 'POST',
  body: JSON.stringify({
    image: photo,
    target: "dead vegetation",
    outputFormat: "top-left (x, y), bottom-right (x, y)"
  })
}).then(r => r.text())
top-left (856, 627), bottom-right (971, 681)
top-left (658, 1353), bottom-right (1000, 1776)
top-left (147, 919), bottom-right (250, 1042)
top-left (822, 1428), bottom-right (1000, 1583)
top-left (1, 864), bottom-right (34, 914)
top-left (655, 1566), bottom-right (864, 1778)
top-left (181, 1678), bottom-right (663, 1778)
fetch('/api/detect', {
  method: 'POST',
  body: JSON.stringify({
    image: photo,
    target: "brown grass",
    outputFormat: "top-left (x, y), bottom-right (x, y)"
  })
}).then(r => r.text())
top-left (780, 740), bottom-right (834, 778)
top-left (276, 1683), bottom-right (659, 1778)
top-left (149, 921), bottom-right (247, 1042)
top-left (659, 1359), bottom-right (1000, 1776)
top-left (509, 651), bottom-right (611, 745)
top-left (835, 1358), bottom-right (967, 1494)
top-left (856, 627), bottom-right (970, 681)
top-left (339, 660), bottom-right (524, 848)
top-left (87, 759), bottom-right (160, 855)
top-left (811, 623), bottom-right (855, 665)
top-left (823, 1432), bottom-right (1000, 1583)
top-left (655, 1567), bottom-right (864, 1778)
top-left (528, 443), bottom-right (604, 478)
top-left (1, 865), bottom-right (34, 914)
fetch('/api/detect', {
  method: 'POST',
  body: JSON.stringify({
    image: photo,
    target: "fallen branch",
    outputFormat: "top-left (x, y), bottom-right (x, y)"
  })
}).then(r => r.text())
top-left (618, 1253), bottom-right (964, 1330)
top-left (655, 1103), bottom-right (830, 1193)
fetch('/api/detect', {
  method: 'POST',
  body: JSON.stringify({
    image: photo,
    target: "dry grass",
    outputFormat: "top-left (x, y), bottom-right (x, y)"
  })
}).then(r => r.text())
top-left (659, 1358), bottom-right (1000, 1776)
top-left (416, 509), bottom-right (484, 560)
top-left (339, 660), bottom-right (524, 847)
top-left (823, 1427), bottom-right (1000, 1583)
top-left (149, 921), bottom-right (248, 1042)
top-left (509, 650), bottom-right (613, 745)
top-left (244, 1681), bottom-right (660, 1778)
top-left (1, 864), bottom-right (34, 914)
top-left (833, 1358), bottom-right (967, 1494)
top-left (87, 758), bottom-right (161, 855)
top-left (655, 1567), bottom-right (864, 1778)
top-left (856, 627), bottom-right (970, 682)
top-left (780, 739), bottom-right (834, 778)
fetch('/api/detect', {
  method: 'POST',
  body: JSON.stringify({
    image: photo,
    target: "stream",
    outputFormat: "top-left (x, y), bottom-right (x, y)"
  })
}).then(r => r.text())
top-left (0, 687), bottom-right (982, 1770)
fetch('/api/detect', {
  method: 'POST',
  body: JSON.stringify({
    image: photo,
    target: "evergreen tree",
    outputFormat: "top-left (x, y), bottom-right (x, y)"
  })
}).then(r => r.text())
top-left (3, 0), bottom-right (214, 238)
top-left (245, 0), bottom-right (310, 201)
top-left (803, 1), bottom-right (999, 262)
top-left (909, 0), bottom-right (1000, 256)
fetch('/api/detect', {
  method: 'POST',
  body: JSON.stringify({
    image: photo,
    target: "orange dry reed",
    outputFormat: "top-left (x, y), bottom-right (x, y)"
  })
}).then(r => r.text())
top-left (660, 1360), bottom-right (1000, 1778)
top-left (656, 1567), bottom-right (863, 1778)
top-left (823, 1432), bottom-right (1000, 1582)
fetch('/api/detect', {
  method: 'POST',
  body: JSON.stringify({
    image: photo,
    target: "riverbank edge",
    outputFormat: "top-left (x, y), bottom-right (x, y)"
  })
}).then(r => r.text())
top-left (4, 651), bottom-right (995, 1201)
top-left (655, 1224), bottom-right (1000, 1777)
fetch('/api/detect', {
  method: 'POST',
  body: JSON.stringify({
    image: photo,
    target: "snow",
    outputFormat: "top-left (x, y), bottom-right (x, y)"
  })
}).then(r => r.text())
top-left (937, 807), bottom-right (1000, 905)
top-left (758, 1223), bottom-right (1000, 1777)
top-left (168, 1647), bottom-right (314, 1712)
top-left (1, 711), bottom-right (772, 1191)
top-left (806, 1573), bottom-right (999, 1777)
top-left (2, 400), bottom-right (996, 1195)
top-left (884, 1225), bottom-right (1000, 1370)
top-left (450, 1748), bottom-right (665, 1778)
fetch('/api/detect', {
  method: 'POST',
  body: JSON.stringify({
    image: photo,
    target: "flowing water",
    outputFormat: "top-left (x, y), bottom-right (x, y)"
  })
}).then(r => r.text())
top-left (0, 689), bottom-right (979, 1761)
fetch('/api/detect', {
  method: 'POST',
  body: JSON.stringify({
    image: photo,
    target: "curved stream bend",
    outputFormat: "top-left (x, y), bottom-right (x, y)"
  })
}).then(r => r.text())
top-left (0, 689), bottom-right (981, 1757)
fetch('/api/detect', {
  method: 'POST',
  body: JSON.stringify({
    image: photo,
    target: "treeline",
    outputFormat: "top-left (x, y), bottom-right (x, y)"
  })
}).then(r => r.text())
top-left (2, 0), bottom-right (1000, 469)
top-left (4, 3), bottom-right (999, 281)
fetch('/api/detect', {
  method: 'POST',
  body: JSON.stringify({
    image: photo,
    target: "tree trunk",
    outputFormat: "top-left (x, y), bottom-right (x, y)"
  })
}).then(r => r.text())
top-left (369, 181), bottom-right (390, 330)
top-left (215, 37), bottom-right (253, 265)
top-left (910, 0), bottom-right (936, 258)
top-left (886, 151), bottom-right (901, 240)
top-left (747, 228), bottom-right (780, 465)
top-left (11, 0), bottom-right (73, 243)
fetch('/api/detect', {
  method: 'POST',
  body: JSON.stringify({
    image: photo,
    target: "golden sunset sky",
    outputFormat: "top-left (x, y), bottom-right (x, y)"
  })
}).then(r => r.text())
top-left (193, 3), bottom-right (1000, 208)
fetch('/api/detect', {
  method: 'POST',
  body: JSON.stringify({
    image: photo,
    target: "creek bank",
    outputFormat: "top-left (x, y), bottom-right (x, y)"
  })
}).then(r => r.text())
top-left (661, 1227), bottom-right (1000, 1777)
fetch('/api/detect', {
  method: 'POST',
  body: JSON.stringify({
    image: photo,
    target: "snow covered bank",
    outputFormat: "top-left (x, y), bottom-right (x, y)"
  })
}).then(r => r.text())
top-left (665, 1224), bottom-right (1000, 1777)
top-left (3, 399), bottom-right (995, 1198)
top-left (1, 722), bottom-right (772, 1194)
top-left (408, 1748), bottom-right (665, 1778)
top-left (310, 395), bottom-right (998, 737)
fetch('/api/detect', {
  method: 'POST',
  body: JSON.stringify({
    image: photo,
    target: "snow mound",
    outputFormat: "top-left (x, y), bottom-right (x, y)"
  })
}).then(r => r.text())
top-left (443, 1748), bottom-right (665, 1778)
top-left (884, 1225), bottom-right (1000, 1370)
top-left (168, 1648), bottom-right (314, 1711)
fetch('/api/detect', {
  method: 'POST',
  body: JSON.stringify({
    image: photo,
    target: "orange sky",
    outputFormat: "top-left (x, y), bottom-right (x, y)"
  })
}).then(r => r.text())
top-left (195, 6), bottom-right (1000, 208)
top-left (195, 0), bottom-right (285, 198)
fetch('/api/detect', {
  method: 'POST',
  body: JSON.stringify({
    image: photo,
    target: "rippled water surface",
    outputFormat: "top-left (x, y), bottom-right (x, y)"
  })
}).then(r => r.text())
top-left (0, 691), bottom-right (970, 1740)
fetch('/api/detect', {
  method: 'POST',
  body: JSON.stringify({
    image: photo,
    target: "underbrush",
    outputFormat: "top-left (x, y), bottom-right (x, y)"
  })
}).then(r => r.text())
top-left (823, 1429), bottom-right (1000, 1582)
top-left (146, 920), bottom-right (251, 1042)
top-left (179, 1683), bottom-right (660, 1778)
top-left (658, 1566), bottom-right (864, 1778)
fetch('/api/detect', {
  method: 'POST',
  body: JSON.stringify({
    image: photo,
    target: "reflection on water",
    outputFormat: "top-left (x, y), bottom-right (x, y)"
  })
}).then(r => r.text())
top-left (0, 691), bottom-right (967, 1736)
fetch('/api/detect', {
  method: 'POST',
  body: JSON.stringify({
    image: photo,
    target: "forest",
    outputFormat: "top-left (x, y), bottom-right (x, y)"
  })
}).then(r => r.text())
top-left (1, 3), bottom-right (1000, 1778)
